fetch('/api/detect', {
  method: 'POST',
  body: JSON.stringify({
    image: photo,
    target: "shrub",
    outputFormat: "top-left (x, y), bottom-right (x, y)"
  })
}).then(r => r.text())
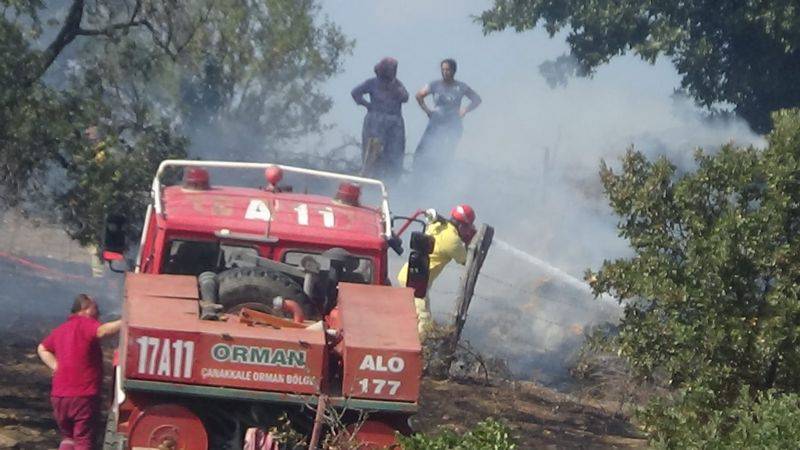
top-left (642, 387), bottom-right (800, 449)
top-left (397, 418), bottom-right (516, 450)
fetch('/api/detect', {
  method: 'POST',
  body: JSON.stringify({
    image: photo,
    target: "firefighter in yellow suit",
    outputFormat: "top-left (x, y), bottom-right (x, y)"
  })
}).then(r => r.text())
top-left (397, 205), bottom-right (476, 339)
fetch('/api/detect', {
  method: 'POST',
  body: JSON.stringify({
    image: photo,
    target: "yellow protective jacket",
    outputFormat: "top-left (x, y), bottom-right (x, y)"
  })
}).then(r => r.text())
top-left (397, 220), bottom-right (467, 287)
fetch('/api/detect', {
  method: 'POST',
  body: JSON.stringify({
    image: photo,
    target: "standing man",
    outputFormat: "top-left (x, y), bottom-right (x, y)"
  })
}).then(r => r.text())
top-left (37, 294), bottom-right (122, 450)
top-left (351, 57), bottom-right (409, 183)
top-left (397, 205), bottom-right (477, 338)
top-left (413, 59), bottom-right (482, 171)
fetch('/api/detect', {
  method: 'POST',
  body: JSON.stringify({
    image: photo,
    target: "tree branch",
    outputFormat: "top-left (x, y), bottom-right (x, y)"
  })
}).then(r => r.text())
top-left (53, 151), bottom-right (71, 170)
top-left (129, 0), bottom-right (142, 25)
top-left (78, 0), bottom-right (146, 36)
top-left (26, 0), bottom-right (148, 87)
top-left (172, 2), bottom-right (214, 56)
top-left (30, 0), bottom-right (85, 87)
top-left (140, 20), bottom-right (177, 59)
top-left (76, 20), bottom-right (147, 36)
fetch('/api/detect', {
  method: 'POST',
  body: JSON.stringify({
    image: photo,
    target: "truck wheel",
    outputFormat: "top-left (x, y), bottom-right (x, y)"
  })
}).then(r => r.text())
top-left (217, 267), bottom-right (317, 319)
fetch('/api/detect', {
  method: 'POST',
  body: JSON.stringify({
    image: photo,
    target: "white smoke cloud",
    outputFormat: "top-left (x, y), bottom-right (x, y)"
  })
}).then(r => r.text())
top-left (316, 0), bottom-right (764, 382)
top-left (0, 0), bottom-right (764, 383)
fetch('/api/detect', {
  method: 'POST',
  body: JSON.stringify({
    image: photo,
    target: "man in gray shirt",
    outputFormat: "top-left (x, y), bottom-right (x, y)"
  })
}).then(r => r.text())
top-left (351, 57), bottom-right (409, 183)
top-left (414, 58), bottom-right (482, 172)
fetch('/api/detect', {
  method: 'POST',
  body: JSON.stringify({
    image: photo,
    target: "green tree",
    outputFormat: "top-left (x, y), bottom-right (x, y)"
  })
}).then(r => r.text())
top-left (642, 388), bottom-right (800, 449)
top-left (587, 109), bottom-right (800, 445)
top-left (479, 0), bottom-right (800, 133)
top-left (1, 0), bottom-right (350, 246)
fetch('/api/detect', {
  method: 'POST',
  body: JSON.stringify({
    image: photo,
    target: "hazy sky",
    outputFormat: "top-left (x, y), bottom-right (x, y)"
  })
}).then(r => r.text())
top-left (321, 0), bottom-right (684, 152)
top-left (318, 0), bottom-right (759, 271)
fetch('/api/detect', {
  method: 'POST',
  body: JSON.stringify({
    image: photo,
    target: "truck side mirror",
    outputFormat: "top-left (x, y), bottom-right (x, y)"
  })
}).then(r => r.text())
top-left (406, 231), bottom-right (434, 298)
top-left (102, 214), bottom-right (127, 262)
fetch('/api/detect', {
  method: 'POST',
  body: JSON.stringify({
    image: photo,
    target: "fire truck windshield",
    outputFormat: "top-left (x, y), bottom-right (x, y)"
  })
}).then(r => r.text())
top-left (282, 251), bottom-right (373, 284)
top-left (162, 240), bottom-right (258, 275)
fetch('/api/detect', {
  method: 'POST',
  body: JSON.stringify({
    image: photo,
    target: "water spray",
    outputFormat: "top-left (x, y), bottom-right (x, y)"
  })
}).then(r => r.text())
top-left (493, 238), bottom-right (618, 305)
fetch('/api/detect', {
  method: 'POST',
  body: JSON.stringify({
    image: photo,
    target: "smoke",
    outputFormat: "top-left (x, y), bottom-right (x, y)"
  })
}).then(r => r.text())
top-left (0, 211), bottom-right (124, 329)
top-left (404, 81), bottom-right (758, 383)
top-left (0, 1), bottom-right (765, 385)
top-left (317, 0), bottom-right (764, 384)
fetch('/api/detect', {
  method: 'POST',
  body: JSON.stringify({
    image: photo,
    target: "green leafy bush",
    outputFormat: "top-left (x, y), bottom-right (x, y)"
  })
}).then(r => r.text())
top-left (589, 109), bottom-right (800, 446)
top-left (643, 388), bottom-right (800, 449)
top-left (397, 418), bottom-right (516, 450)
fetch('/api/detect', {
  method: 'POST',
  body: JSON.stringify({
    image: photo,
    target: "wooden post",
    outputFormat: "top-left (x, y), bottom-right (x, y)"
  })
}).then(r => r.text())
top-left (444, 223), bottom-right (494, 372)
top-left (308, 394), bottom-right (328, 450)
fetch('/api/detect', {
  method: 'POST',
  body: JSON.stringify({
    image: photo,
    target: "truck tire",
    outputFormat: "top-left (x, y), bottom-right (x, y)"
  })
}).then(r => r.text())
top-left (217, 267), bottom-right (317, 319)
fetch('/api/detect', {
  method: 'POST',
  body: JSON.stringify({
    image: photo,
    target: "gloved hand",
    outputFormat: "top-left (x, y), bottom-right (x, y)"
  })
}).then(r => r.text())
top-left (424, 208), bottom-right (438, 223)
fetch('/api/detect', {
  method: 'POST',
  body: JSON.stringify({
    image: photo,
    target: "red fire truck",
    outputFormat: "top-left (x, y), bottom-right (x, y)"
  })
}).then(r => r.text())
top-left (102, 160), bottom-right (433, 449)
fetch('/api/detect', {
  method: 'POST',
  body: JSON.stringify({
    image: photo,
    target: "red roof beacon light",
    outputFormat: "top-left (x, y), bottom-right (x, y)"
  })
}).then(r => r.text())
top-left (183, 167), bottom-right (210, 190)
top-left (265, 165), bottom-right (284, 190)
top-left (335, 182), bottom-right (361, 206)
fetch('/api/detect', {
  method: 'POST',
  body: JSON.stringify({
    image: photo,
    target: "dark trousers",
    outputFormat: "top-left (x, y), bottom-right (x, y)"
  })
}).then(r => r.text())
top-left (413, 115), bottom-right (463, 172)
top-left (51, 396), bottom-right (100, 450)
top-left (361, 111), bottom-right (406, 183)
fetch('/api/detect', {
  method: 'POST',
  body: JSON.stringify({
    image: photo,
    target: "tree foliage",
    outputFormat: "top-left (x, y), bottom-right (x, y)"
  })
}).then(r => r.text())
top-left (643, 388), bottom-right (800, 449)
top-left (588, 109), bottom-right (800, 444)
top-left (0, 0), bottom-right (350, 246)
top-left (479, 0), bottom-right (800, 133)
top-left (397, 418), bottom-right (516, 450)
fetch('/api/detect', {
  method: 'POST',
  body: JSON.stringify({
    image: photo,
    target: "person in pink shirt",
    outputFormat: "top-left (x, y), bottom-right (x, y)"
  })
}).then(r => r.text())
top-left (37, 294), bottom-right (121, 450)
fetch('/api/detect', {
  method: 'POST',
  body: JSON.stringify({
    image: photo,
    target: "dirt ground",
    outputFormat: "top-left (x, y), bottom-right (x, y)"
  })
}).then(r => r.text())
top-left (414, 378), bottom-right (644, 449)
top-left (0, 322), bottom-right (63, 449)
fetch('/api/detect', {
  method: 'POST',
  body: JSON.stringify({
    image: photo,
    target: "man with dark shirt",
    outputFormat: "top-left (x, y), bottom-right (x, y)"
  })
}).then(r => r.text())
top-left (37, 294), bottom-right (121, 450)
top-left (351, 57), bottom-right (409, 183)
